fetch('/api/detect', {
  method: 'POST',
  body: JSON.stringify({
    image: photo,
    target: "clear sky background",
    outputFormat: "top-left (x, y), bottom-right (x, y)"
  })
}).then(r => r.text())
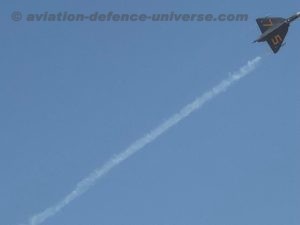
top-left (1, 1), bottom-right (299, 225)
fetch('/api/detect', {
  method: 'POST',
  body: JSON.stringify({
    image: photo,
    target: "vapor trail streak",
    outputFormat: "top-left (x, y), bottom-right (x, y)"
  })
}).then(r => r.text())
top-left (25, 56), bottom-right (261, 225)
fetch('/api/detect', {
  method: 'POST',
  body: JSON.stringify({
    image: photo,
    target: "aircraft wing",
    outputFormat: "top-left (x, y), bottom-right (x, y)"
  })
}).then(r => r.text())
top-left (266, 23), bottom-right (289, 53)
top-left (256, 17), bottom-right (285, 33)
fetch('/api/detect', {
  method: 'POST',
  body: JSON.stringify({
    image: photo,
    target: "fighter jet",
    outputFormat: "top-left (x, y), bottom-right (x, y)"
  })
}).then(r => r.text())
top-left (254, 12), bottom-right (300, 53)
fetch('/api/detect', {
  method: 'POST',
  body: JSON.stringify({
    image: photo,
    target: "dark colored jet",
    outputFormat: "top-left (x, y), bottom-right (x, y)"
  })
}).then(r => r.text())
top-left (254, 12), bottom-right (300, 53)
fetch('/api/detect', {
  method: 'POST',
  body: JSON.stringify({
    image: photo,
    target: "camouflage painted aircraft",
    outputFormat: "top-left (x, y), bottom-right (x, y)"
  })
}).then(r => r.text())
top-left (254, 12), bottom-right (300, 53)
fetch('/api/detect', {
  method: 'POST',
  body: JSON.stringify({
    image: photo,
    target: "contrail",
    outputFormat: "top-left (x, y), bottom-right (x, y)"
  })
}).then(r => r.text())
top-left (24, 56), bottom-right (261, 225)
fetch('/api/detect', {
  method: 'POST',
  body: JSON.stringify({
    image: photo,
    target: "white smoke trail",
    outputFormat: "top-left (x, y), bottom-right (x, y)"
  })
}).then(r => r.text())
top-left (24, 56), bottom-right (261, 225)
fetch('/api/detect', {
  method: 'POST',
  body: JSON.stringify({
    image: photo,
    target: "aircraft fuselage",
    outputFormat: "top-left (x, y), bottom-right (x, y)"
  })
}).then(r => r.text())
top-left (255, 22), bottom-right (287, 42)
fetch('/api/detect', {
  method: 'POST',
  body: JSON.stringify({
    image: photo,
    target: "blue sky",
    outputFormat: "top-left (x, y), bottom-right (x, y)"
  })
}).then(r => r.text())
top-left (1, 1), bottom-right (300, 225)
